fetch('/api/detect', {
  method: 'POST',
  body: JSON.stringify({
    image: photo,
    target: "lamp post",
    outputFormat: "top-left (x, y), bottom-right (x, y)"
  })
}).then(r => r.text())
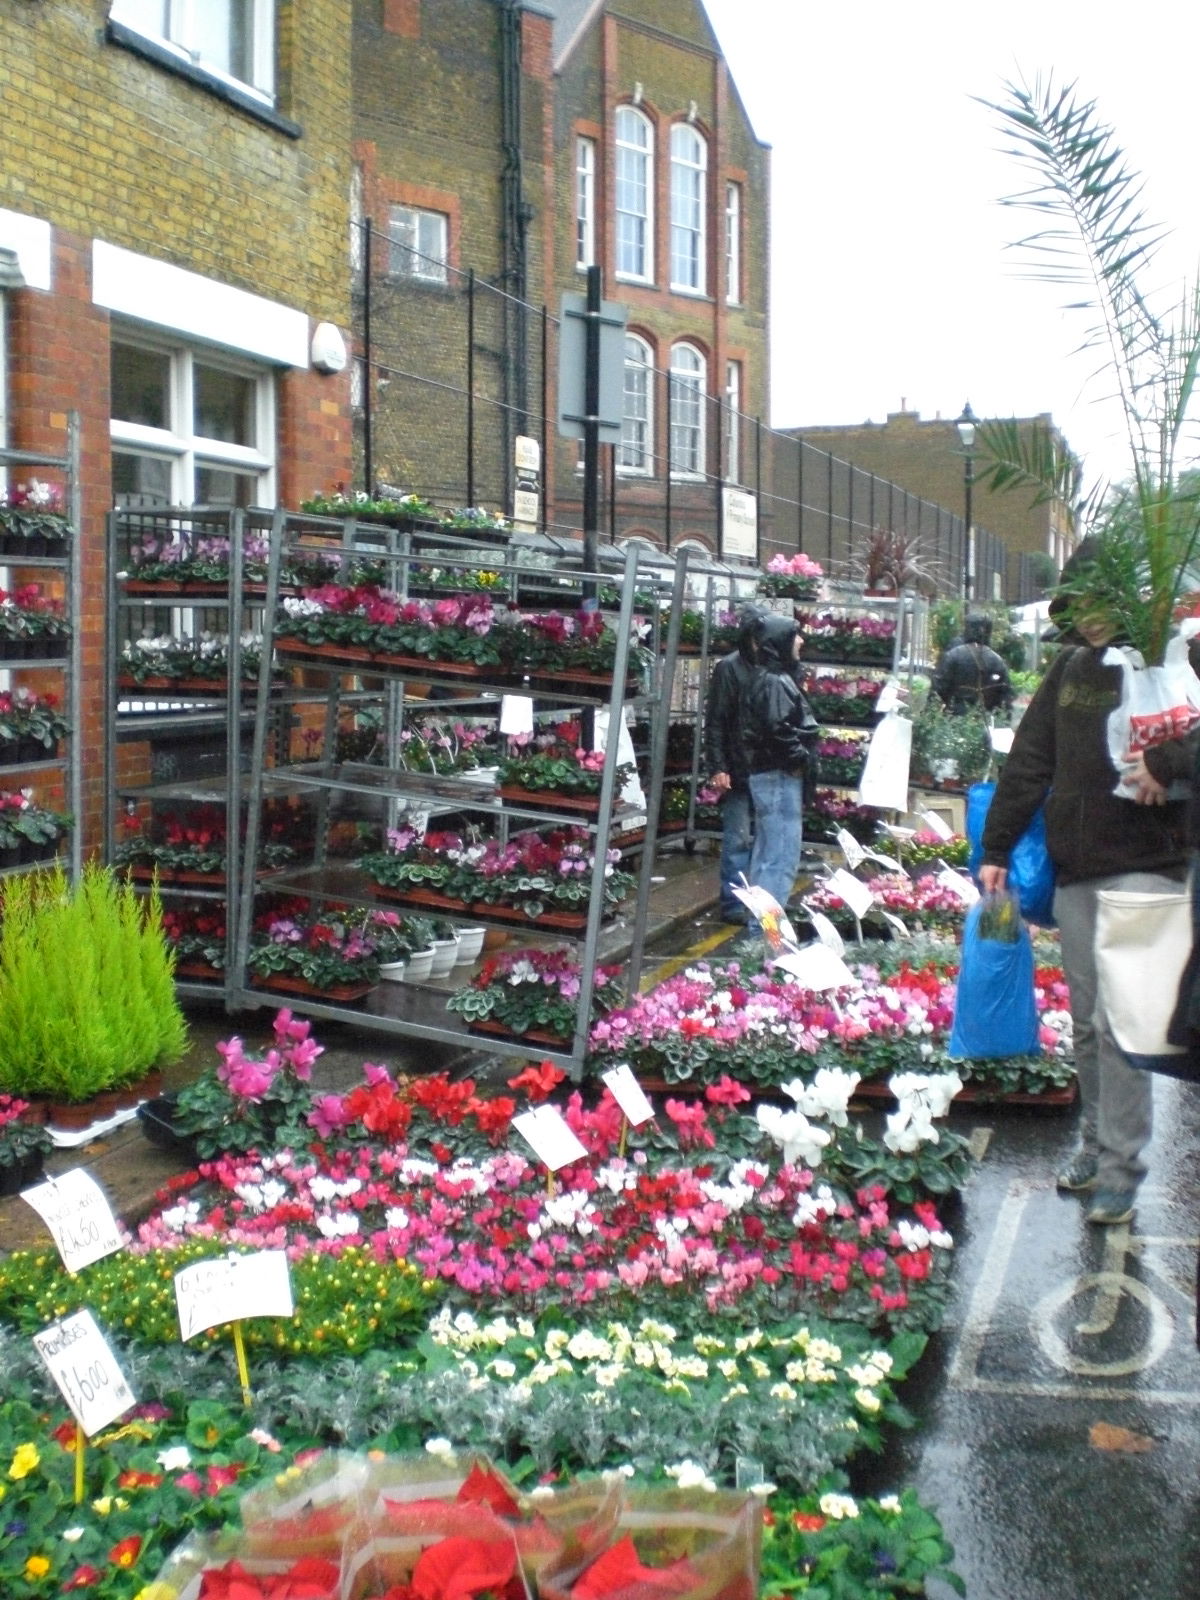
top-left (955, 402), bottom-right (977, 599)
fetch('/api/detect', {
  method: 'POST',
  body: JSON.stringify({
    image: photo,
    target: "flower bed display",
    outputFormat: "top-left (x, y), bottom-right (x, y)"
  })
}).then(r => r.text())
top-left (0, 791), bottom-right (71, 867)
top-left (498, 732), bottom-right (629, 813)
top-left (116, 809), bottom-right (296, 884)
top-left (447, 947), bottom-right (625, 1044)
top-left (802, 871), bottom-right (969, 936)
top-left (0, 477), bottom-right (70, 555)
top-left (758, 551), bottom-right (824, 601)
top-left (587, 948), bottom-right (1075, 1099)
top-left (803, 789), bottom-right (881, 845)
top-left (802, 671), bottom-right (885, 727)
top-left (795, 610), bottom-right (895, 666)
top-left (813, 732), bottom-right (871, 787)
top-left (117, 633), bottom-right (268, 689)
top-left (247, 911), bottom-right (381, 999)
top-left (359, 825), bottom-right (635, 927)
top-left (163, 904), bottom-right (229, 978)
top-left (0, 687), bottom-right (69, 766)
top-left (123, 527), bottom-right (271, 590)
top-left (0, 583), bottom-right (70, 660)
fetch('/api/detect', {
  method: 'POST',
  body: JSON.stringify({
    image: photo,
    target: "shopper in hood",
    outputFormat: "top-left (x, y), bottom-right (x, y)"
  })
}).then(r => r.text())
top-left (932, 612), bottom-right (1014, 715)
top-left (979, 537), bottom-right (1198, 1226)
top-left (742, 613), bottom-right (819, 928)
top-left (704, 606), bottom-right (764, 923)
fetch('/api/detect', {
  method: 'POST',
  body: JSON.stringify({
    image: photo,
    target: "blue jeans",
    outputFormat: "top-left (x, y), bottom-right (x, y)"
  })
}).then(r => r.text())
top-left (747, 770), bottom-right (803, 925)
top-left (718, 787), bottom-right (754, 916)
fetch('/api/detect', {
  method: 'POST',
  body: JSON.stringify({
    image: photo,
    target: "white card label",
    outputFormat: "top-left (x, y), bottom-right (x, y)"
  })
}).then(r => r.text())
top-left (826, 868), bottom-right (876, 921)
top-left (512, 1105), bottom-right (589, 1171)
top-left (875, 678), bottom-right (903, 715)
top-left (990, 726), bottom-right (1015, 754)
top-left (601, 1064), bottom-right (655, 1127)
top-left (771, 942), bottom-right (857, 992)
top-left (22, 1170), bottom-right (125, 1274)
top-left (174, 1251), bottom-right (295, 1342)
top-left (879, 910), bottom-right (911, 938)
top-left (835, 827), bottom-right (866, 871)
top-left (499, 695), bottom-right (535, 736)
top-left (935, 864), bottom-right (980, 906)
top-left (918, 809), bottom-right (954, 841)
top-left (34, 1309), bottom-right (135, 1436)
top-left (807, 910), bottom-right (845, 956)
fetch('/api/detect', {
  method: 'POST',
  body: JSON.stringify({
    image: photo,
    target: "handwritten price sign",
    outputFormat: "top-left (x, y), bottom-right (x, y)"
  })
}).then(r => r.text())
top-left (33, 1310), bottom-right (135, 1436)
top-left (174, 1251), bottom-right (295, 1342)
top-left (21, 1170), bottom-right (125, 1273)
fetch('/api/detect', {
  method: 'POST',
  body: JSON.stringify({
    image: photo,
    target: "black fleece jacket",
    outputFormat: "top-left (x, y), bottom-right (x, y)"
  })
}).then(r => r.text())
top-left (704, 648), bottom-right (757, 789)
top-left (980, 644), bottom-right (1192, 885)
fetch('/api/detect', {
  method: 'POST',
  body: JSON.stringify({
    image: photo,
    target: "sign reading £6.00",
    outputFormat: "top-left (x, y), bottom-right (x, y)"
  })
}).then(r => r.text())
top-left (33, 1310), bottom-right (136, 1436)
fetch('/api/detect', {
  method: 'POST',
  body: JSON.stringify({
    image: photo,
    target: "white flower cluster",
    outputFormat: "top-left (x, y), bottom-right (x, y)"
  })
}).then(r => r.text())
top-left (882, 1071), bottom-right (963, 1153)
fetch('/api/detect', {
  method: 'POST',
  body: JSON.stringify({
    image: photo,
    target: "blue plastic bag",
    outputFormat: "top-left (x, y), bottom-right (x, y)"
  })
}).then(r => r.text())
top-left (948, 894), bottom-right (1041, 1060)
top-left (965, 781), bottom-right (1056, 927)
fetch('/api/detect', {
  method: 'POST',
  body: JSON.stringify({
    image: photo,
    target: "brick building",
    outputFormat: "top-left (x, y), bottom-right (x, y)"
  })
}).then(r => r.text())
top-left (0, 0), bottom-right (355, 846)
top-left (784, 406), bottom-right (1074, 601)
top-left (347, 0), bottom-right (770, 558)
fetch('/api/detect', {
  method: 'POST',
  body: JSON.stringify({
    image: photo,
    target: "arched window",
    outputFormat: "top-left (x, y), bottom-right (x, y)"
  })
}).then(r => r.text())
top-left (618, 333), bottom-right (654, 475)
top-left (669, 342), bottom-right (706, 479)
top-left (669, 123), bottom-right (707, 293)
top-left (615, 106), bottom-right (654, 282)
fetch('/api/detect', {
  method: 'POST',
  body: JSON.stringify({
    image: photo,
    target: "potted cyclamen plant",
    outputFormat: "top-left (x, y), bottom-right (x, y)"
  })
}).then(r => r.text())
top-left (758, 551), bottom-right (825, 600)
top-left (497, 731), bottom-right (631, 815)
top-left (446, 945), bottom-right (625, 1046)
top-left (0, 688), bottom-right (70, 766)
top-left (247, 910), bottom-right (381, 1002)
top-left (0, 584), bottom-right (70, 661)
top-left (0, 479), bottom-right (70, 557)
top-left (0, 1094), bottom-right (53, 1197)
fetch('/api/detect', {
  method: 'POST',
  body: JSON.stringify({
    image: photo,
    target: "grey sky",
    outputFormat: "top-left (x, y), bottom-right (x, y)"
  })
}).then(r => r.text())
top-left (701, 0), bottom-right (1200, 489)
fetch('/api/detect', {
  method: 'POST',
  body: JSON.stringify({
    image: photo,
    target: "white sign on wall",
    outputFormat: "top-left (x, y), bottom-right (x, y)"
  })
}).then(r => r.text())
top-left (721, 488), bottom-right (758, 562)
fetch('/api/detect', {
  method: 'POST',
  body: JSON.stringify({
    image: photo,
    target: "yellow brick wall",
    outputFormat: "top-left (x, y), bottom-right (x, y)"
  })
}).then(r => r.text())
top-left (0, 0), bottom-right (352, 324)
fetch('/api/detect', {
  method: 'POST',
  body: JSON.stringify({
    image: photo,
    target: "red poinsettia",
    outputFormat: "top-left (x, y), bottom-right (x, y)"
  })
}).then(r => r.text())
top-left (410, 1535), bottom-right (521, 1600)
top-left (198, 1556), bottom-right (341, 1600)
top-left (572, 1536), bottom-right (698, 1600)
top-left (456, 1461), bottom-right (521, 1519)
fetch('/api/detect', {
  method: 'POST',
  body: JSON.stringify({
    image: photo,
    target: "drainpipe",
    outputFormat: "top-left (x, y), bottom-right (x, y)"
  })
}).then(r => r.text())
top-left (499, 0), bottom-right (531, 508)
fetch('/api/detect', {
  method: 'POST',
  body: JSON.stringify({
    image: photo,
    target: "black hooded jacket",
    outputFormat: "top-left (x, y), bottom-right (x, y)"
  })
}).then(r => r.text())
top-left (703, 610), bottom-right (761, 789)
top-left (745, 614), bottom-right (820, 776)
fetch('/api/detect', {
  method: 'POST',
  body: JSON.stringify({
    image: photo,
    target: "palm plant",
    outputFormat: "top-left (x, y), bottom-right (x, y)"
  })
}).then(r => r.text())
top-left (976, 75), bottom-right (1200, 664)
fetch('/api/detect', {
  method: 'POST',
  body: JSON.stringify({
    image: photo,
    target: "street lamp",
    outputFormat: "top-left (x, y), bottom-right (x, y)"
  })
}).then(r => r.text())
top-left (955, 401), bottom-right (977, 599)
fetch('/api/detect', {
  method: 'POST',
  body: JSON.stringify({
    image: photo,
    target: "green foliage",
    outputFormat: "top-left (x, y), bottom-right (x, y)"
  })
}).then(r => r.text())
top-left (0, 865), bottom-right (187, 1099)
top-left (979, 75), bottom-right (1200, 663)
top-left (910, 700), bottom-right (993, 786)
top-left (761, 1482), bottom-right (964, 1598)
top-left (0, 1242), bottom-right (434, 1357)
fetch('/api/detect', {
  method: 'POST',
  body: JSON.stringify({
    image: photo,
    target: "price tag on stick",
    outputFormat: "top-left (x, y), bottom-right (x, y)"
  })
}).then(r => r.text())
top-left (174, 1251), bottom-right (294, 1343)
top-left (601, 1065), bottom-right (655, 1127)
top-left (34, 1309), bottom-right (136, 1437)
top-left (512, 1105), bottom-right (588, 1171)
top-left (22, 1170), bottom-right (125, 1274)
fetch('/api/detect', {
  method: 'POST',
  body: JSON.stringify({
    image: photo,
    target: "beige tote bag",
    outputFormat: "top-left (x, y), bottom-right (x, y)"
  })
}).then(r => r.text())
top-left (1095, 886), bottom-right (1191, 1064)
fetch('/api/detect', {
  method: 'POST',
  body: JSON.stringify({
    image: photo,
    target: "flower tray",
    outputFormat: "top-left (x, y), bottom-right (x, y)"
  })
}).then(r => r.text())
top-left (249, 973), bottom-right (374, 1003)
top-left (0, 532), bottom-right (62, 558)
top-left (497, 783), bottom-right (602, 816)
top-left (371, 884), bottom-right (474, 914)
top-left (802, 644), bottom-right (893, 667)
top-left (137, 1094), bottom-right (200, 1163)
top-left (174, 959), bottom-right (225, 982)
top-left (468, 1018), bottom-right (571, 1049)
top-left (527, 668), bottom-right (640, 696)
top-left (117, 674), bottom-right (251, 695)
top-left (0, 637), bottom-right (69, 661)
top-left (0, 736), bottom-right (60, 767)
top-left (0, 1149), bottom-right (46, 1197)
top-left (372, 882), bottom-right (593, 931)
top-left (124, 578), bottom-right (232, 596)
top-left (849, 1077), bottom-right (1078, 1110)
top-left (372, 651), bottom-right (502, 682)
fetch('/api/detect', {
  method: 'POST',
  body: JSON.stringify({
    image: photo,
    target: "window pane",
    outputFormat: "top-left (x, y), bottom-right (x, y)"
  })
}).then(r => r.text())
top-left (194, 365), bottom-right (254, 446)
top-left (619, 338), bottom-right (652, 473)
top-left (615, 109), bottom-right (652, 280)
top-left (111, 344), bottom-right (171, 430)
top-left (725, 183), bottom-right (741, 303)
top-left (195, 463), bottom-right (259, 508)
top-left (670, 347), bottom-right (706, 477)
top-left (725, 361), bottom-right (741, 483)
top-left (110, 0), bottom-right (169, 36)
top-left (389, 206), bottom-right (448, 281)
top-left (576, 137), bottom-right (595, 268)
top-left (112, 451), bottom-right (173, 508)
top-left (191, 0), bottom-right (252, 83)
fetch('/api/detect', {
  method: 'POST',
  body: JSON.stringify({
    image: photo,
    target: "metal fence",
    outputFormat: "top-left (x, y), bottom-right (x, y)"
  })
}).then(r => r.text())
top-left (352, 220), bottom-right (1031, 601)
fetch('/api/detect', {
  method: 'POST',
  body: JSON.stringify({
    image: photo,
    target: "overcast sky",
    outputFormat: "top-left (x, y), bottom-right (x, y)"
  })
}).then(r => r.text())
top-left (701, 0), bottom-right (1200, 490)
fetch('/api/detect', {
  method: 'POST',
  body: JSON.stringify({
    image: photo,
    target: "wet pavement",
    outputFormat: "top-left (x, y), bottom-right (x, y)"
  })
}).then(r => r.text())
top-left (4, 847), bottom-right (1200, 1596)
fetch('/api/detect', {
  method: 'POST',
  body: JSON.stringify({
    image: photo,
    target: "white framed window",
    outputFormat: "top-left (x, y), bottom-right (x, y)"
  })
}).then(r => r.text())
top-left (110, 335), bottom-right (275, 509)
top-left (617, 334), bottom-right (654, 476)
top-left (575, 136), bottom-right (596, 270)
top-left (669, 342), bottom-right (706, 479)
top-left (615, 106), bottom-right (654, 283)
top-left (725, 181), bottom-right (741, 304)
top-left (724, 360), bottom-right (742, 484)
top-left (387, 205), bottom-right (450, 283)
top-left (109, 0), bottom-right (275, 102)
top-left (669, 124), bottom-right (707, 294)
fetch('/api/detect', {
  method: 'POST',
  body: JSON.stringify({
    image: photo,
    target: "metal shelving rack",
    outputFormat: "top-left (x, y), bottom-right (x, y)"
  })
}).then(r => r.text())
top-left (227, 522), bottom-right (688, 1078)
top-left (102, 504), bottom-right (302, 1002)
top-left (0, 420), bottom-right (83, 882)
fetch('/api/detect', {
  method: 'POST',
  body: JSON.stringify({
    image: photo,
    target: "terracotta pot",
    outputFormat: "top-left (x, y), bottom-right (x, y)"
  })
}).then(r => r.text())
top-left (371, 884), bottom-right (473, 914)
top-left (174, 959), bottom-right (225, 982)
top-left (481, 928), bottom-right (509, 952)
top-left (47, 1092), bottom-right (121, 1131)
